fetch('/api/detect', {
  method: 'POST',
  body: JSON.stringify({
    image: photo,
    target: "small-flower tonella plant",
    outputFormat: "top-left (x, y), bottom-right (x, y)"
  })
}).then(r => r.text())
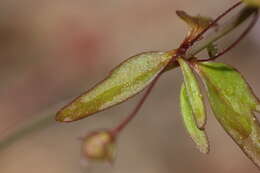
top-left (56, 1), bottom-right (260, 169)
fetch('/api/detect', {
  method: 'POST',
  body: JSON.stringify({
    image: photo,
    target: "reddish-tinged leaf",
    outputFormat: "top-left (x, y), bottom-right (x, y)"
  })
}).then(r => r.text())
top-left (56, 52), bottom-right (172, 122)
top-left (176, 11), bottom-right (212, 41)
top-left (196, 62), bottom-right (260, 168)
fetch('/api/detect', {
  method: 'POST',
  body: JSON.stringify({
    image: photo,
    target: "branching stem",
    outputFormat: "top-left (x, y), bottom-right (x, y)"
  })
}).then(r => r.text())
top-left (0, 0), bottom-right (258, 151)
top-left (190, 1), bottom-right (243, 47)
top-left (112, 1), bottom-right (257, 136)
top-left (176, 1), bottom-right (243, 57)
top-left (198, 9), bottom-right (259, 62)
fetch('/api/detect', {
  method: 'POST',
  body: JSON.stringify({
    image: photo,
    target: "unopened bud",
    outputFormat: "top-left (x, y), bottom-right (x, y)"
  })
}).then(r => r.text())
top-left (82, 131), bottom-right (116, 163)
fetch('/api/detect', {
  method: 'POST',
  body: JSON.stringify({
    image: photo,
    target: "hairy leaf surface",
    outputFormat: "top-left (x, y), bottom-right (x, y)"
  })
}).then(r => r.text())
top-left (178, 58), bottom-right (206, 129)
top-left (180, 84), bottom-right (209, 154)
top-left (196, 62), bottom-right (260, 167)
top-left (56, 52), bottom-right (172, 122)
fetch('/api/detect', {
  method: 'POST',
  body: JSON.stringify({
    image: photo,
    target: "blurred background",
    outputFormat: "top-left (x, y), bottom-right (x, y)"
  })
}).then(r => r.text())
top-left (0, 0), bottom-right (260, 172)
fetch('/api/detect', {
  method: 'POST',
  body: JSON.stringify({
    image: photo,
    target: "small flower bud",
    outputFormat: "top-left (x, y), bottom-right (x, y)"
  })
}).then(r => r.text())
top-left (81, 130), bottom-right (116, 163)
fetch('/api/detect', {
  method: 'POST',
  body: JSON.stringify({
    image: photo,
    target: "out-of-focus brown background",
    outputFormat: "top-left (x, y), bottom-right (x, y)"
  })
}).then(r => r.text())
top-left (0, 0), bottom-right (260, 172)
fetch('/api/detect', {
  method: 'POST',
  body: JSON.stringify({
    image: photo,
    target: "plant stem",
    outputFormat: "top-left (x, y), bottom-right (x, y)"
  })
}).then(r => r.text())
top-left (209, 9), bottom-right (259, 60)
top-left (111, 73), bottom-right (161, 136)
top-left (177, 1), bottom-right (243, 56)
top-left (191, 1), bottom-right (243, 45)
top-left (192, 24), bottom-right (238, 56)
top-left (0, 113), bottom-right (54, 150)
top-left (193, 8), bottom-right (259, 59)
top-left (0, 0), bottom-right (256, 151)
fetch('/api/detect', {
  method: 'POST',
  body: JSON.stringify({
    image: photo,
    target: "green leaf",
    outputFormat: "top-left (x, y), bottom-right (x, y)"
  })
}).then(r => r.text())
top-left (196, 62), bottom-right (260, 167)
top-left (56, 52), bottom-right (172, 122)
top-left (180, 84), bottom-right (209, 154)
top-left (178, 58), bottom-right (206, 129)
top-left (243, 0), bottom-right (260, 7)
top-left (176, 11), bottom-right (213, 40)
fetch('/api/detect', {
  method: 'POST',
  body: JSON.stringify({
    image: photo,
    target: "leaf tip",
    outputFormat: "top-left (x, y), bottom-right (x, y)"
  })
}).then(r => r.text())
top-left (197, 119), bottom-right (207, 130)
top-left (199, 143), bottom-right (209, 154)
top-left (55, 111), bottom-right (73, 123)
top-left (176, 10), bottom-right (186, 18)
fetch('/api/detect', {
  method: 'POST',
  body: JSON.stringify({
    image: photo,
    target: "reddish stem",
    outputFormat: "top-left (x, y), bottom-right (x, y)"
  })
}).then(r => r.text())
top-left (110, 1), bottom-right (254, 136)
top-left (199, 9), bottom-right (259, 62)
top-left (176, 1), bottom-right (243, 56)
top-left (191, 1), bottom-right (243, 45)
top-left (111, 73), bottom-right (161, 136)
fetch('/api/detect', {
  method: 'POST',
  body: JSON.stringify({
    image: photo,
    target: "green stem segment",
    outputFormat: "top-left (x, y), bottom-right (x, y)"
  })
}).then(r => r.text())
top-left (0, 114), bottom-right (54, 150)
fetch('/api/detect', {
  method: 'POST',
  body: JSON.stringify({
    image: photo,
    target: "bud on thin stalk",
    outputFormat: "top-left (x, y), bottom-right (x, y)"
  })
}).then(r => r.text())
top-left (81, 130), bottom-right (116, 164)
